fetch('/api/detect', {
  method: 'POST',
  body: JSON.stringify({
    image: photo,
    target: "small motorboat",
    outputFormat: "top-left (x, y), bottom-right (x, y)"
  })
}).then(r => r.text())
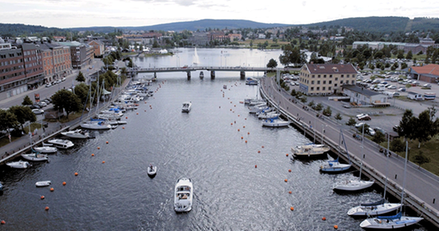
top-left (61, 129), bottom-right (90, 139)
top-left (174, 178), bottom-right (193, 212)
top-left (182, 102), bottom-right (192, 113)
top-left (21, 153), bottom-right (49, 162)
top-left (6, 160), bottom-right (31, 169)
top-left (347, 199), bottom-right (402, 216)
top-left (147, 165), bottom-right (157, 177)
top-left (320, 158), bottom-right (351, 173)
top-left (47, 139), bottom-right (74, 149)
top-left (33, 146), bottom-right (57, 154)
top-left (333, 179), bottom-right (374, 191)
top-left (35, 181), bottom-right (51, 187)
top-left (292, 143), bottom-right (330, 158)
top-left (262, 118), bottom-right (289, 127)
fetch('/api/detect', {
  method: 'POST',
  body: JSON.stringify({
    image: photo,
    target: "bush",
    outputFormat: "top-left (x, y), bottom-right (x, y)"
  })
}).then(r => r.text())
top-left (334, 113), bottom-right (342, 120)
top-left (346, 117), bottom-right (356, 126)
top-left (372, 131), bottom-right (385, 143)
top-left (322, 106), bottom-right (332, 116)
top-left (390, 139), bottom-right (404, 152)
top-left (315, 103), bottom-right (323, 111)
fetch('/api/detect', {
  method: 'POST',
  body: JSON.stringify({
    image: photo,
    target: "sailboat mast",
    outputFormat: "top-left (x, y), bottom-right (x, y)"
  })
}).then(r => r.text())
top-left (401, 141), bottom-right (409, 209)
top-left (383, 135), bottom-right (390, 200)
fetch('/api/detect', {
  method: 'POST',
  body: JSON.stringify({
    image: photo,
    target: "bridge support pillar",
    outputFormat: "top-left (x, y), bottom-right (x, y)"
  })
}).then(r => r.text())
top-left (187, 71), bottom-right (191, 80)
top-left (211, 71), bottom-right (215, 79)
top-left (240, 71), bottom-right (245, 80)
top-left (154, 72), bottom-right (157, 79)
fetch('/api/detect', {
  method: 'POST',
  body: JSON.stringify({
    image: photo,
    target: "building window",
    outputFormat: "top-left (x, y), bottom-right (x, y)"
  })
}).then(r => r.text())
top-left (340, 80), bottom-right (344, 84)
top-left (335, 78), bottom-right (338, 81)
top-left (347, 74), bottom-right (350, 77)
top-left (341, 75), bottom-right (344, 77)
top-left (329, 75), bottom-right (332, 78)
top-left (318, 75), bottom-right (321, 78)
top-left (335, 84), bottom-right (338, 87)
top-left (324, 75), bottom-right (326, 78)
top-left (317, 87), bottom-right (320, 90)
top-left (311, 87), bottom-right (314, 91)
top-left (323, 87), bottom-right (325, 90)
top-left (352, 80), bottom-right (355, 84)
top-left (329, 87), bottom-right (332, 90)
top-left (323, 81), bottom-right (326, 84)
top-left (311, 81), bottom-right (314, 84)
top-left (312, 75), bottom-right (315, 78)
top-left (317, 81), bottom-right (320, 84)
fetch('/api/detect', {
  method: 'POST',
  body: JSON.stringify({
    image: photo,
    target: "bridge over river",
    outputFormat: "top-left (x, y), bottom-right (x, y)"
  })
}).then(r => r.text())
top-left (127, 66), bottom-right (301, 79)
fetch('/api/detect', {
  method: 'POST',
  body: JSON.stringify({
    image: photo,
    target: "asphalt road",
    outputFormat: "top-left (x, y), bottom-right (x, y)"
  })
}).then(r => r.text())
top-left (261, 77), bottom-right (439, 216)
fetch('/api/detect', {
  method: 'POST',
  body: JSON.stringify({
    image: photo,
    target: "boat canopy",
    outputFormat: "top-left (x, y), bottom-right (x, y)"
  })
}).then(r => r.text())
top-left (377, 212), bottom-right (402, 220)
top-left (360, 199), bottom-right (385, 207)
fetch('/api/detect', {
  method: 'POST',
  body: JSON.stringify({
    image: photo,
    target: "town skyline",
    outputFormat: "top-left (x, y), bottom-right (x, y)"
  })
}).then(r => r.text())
top-left (1, 0), bottom-right (438, 28)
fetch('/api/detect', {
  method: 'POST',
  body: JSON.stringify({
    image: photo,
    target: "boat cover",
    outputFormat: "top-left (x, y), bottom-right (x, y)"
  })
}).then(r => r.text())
top-left (361, 199), bottom-right (385, 206)
top-left (378, 212), bottom-right (402, 220)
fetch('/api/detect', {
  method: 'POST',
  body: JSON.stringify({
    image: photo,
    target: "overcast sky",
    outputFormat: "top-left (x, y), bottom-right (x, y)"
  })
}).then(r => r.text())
top-left (1, 0), bottom-right (438, 28)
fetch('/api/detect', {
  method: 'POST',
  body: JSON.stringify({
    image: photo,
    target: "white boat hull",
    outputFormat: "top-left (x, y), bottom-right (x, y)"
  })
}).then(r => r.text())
top-left (33, 146), bottom-right (57, 154)
top-left (174, 178), bottom-right (193, 212)
top-left (320, 162), bottom-right (351, 173)
top-left (292, 144), bottom-right (330, 157)
top-left (6, 160), bottom-right (31, 169)
top-left (47, 139), bottom-right (74, 149)
top-left (147, 166), bottom-right (157, 176)
top-left (80, 122), bottom-right (112, 130)
top-left (35, 181), bottom-right (51, 187)
top-left (262, 119), bottom-right (289, 127)
top-left (348, 203), bottom-right (402, 216)
top-left (61, 129), bottom-right (90, 139)
top-left (21, 153), bottom-right (48, 162)
top-left (333, 180), bottom-right (374, 191)
top-left (360, 216), bottom-right (423, 229)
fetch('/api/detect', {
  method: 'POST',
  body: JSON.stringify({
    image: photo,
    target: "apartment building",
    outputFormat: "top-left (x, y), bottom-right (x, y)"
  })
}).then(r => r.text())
top-left (0, 41), bottom-right (44, 100)
top-left (59, 41), bottom-right (94, 69)
top-left (40, 42), bottom-right (73, 84)
top-left (299, 63), bottom-right (358, 95)
top-left (87, 40), bottom-right (105, 57)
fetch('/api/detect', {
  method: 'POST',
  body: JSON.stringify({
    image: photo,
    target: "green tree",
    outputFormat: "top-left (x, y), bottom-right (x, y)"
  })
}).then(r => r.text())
top-left (22, 95), bottom-right (33, 106)
top-left (372, 131), bottom-right (386, 143)
top-left (0, 109), bottom-right (19, 133)
top-left (398, 109), bottom-right (416, 140)
top-left (308, 100), bottom-right (315, 108)
top-left (279, 44), bottom-right (306, 67)
top-left (76, 71), bottom-right (86, 82)
top-left (322, 106), bottom-right (332, 116)
top-left (8, 105), bottom-right (36, 131)
top-left (334, 113), bottom-right (342, 120)
top-left (74, 83), bottom-right (90, 106)
top-left (400, 62), bottom-right (408, 70)
top-left (266, 58), bottom-right (278, 68)
top-left (51, 89), bottom-right (82, 119)
top-left (346, 117), bottom-right (356, 126)
top-left (406, 50), bottom-right (413, 60)
top-left (390, 139), bottom-right (404, 152)
top-left (152, 40), bottom-right (160, 48)
top-left (315, 103), bottom-right (323, 111)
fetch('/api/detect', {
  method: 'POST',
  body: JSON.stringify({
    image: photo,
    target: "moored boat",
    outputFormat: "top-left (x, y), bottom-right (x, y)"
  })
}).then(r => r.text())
top-left (21, 153), bottom-right (49, 162)
top-left (347, 199), bottom-right (402, 216)
top-left (359, 212), bottom-right (423, 229)
top-left (61, 129), bottom-right (90, 139)
top-left (292, 143), bottom-right (330, 158)
top-left (320, 158), bottom-right (351, 173)
top-left (35, 181), bottom-right (51, 187)
top-left (80, 120), bottom-right (112, 130)
top-left (147, 164), bottom-right (157, 177)
top-left (47, 139), bottom-right (74, 149)
top-left (333, 179), bottom-right (374, 191)
top-left (174, 178), bottom-right (193, 212)
top-left (33, 146), bottom-right (57, 154)
top-left (262, 118), bottom-right (289, 127)
top-left (6, 160), bottom-right (31, 169)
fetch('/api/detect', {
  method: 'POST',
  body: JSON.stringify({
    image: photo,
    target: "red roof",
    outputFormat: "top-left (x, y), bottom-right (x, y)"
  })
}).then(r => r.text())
top-left (411, 64), bottom-right (439, 76)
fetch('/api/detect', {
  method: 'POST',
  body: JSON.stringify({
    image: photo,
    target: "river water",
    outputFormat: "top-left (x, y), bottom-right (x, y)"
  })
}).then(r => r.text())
top-left (0, 48), bottom-right (431, 230)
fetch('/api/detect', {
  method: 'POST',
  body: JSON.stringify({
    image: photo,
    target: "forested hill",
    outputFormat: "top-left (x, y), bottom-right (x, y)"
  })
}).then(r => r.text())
top-left (1, 17), bottom-right (438, 36)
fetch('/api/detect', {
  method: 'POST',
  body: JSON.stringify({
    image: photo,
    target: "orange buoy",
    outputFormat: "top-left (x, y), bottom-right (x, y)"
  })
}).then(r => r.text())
top-left (45, 206), bottom-right (49, 211)
top-left (106, 141), bottom-right (109, 144)
top-left (284, 179), bottom-right (288, 182)
top-left (136, 112), bottom-right (139, 115)
top-left (248, 132), bottom-right (250, 135)
top-left (334, 225), bottom-right (338, 229)
top-left (1, 220), bottom-right (5, 224)
top-left (97, 147), bottom-right (100, 150)
top-left (255, 165), bottom-right (257, 168)
top-left (231, 123), bottom-right (233, 125)
top-left (286, 153), bottom-right (289, 157)
top-left (126, 117), bottom-right (128, 119)
top-left (243, 126), bottom-right (245, 128)
top-left (234, 121), bottom-right (236, 123)
top-left (144, 110), bottom-right (146, 112)
top-left (241, 136), bottom-right (243, 139)
top-left (322, 217), bottom-right (326, 221)
top-left (122, 127), bottom-right (125, 129)
top-left (230, 109), bottom-right (232, 111)
top-left (91, 153), bottom-right (94, 156)
top-left (238, 115), bottom-right (240, 117)
top-left (40, 195), bottom-right (45, 200)
top-left (262, 146), bottom-right (264, 148)
top-left (102, 161), bottom-right (105, 164)
top-left (245, 140), bottom-right (247, 143)
top-left (245, 118), bottom-right (247, 120)
top-left (238, 129), bottom-right (240, 132)
top-left (288, 169), bottom-right (291, 172)
top-left (289, 191), bottom-right (292, 194)
top-left (290, 207), bottom-right (294, 211)
top-left (75, 172), bottom-right (78, 176)
top-left (258, 151), bottom-right (260, 153)
top-left (63, 182), bottom-right (66, 186)
top-left (50, 188), bottom-right (54, 192)
top-left (234, 105), bottom-right (236, 107)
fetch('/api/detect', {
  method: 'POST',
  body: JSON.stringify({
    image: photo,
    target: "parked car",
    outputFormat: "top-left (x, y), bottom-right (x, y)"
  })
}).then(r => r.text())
top-left (374, 127), bottom-right (386, 135)
top-left (398, 88), bottom-right (406, 92)
top-left (343, 104), bottom-right (351, 109)
top-left (45, 83), bottom-right (52, 88)
top-left (32, 109), bottom-right (44, 115)
top-left (61, 77), bottom-right (66, 82)
top-left (355, 122), bottom-right (366, 128)
top-left (393, 125), bottom-right (401, 132)
top-left (29, 104), bottom-right (40, 109)
top-left (367, 127), bottom-right (376, 136)
top-left (358, 115), bottom-right (371, 121)
top-left (356, 113), bottom-right (369, 119)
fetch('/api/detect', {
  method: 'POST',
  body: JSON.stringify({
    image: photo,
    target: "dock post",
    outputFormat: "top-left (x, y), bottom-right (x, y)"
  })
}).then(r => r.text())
top-left (240, 71), bottom-right (245, 80)
top-left (154, 72), bottom-right (157, 79)
top-left (187, 71), bottom-right (191, 80)
top-left (211, 71), bottom-right (215, 79)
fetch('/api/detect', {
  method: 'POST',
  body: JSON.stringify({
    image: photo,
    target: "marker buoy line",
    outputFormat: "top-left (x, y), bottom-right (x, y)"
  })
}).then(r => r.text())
top-left (322, 217), bottom-right (326, 221)
top-left (284, 179), bottom-right (288, 182)
top-left (245, 140), bottom-right (247, 143)
top-left (241, 137), bottom-right (243, 139)
top-left (290, 207), bottom-right (294, 211)
top-left (45, 206), bottom-right (49, 211)
top-left (122, 127), bottom-right (125, 129)
top-left (40, 196), bottom-right (45, 200)
top-left (289, 191), bottom-right (292, 194)
top-left (50, 188), bottom-right (54, 192)
top-left (243, 126), bottom-right (245, 128)
top-left (97, 147), bottom-right (100, 150)
top-left (333, 225), bottom-right (338, 229)
top-left (288, 169), bottom-right (291, 172)
top-left (238, 129), bottom-right (240, 132)
top-left (75, 172), bottom-right (78, 176)
top-left (231, 123), bottom-right (233, 125)
top-left (63, 182), bottom-right (66, 186)
top-left (286, 154), bottom-right (289, 157)
top-left (262, 146), bottom-right (264, 148)
top-left (102, 161), bottom-right (105, 164)
top-left (255, 165), bottom-right (257, 168)
top-left (91, 153), bottom-right (95, 156)
top-left (1, 220), bottom-right (5, 224)
top-left (106, 141), bottom-right (109, 144)
top-left (258, 151), bottom-right (260, 153)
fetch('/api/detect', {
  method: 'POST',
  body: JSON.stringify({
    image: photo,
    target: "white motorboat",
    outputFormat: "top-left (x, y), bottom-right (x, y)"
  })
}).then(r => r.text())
top-left (147, 165), bottom-right (157, 177)
top-left (174, 178), bottom-right (193, 212)
top-left (249, 105), bottom-right (269, 114)
top-left (360, 212), bottom-right (423, 229)
top-left (292, 143), bottom-right (330, 157)
top-left (320, 158), bottom-right (351, 173)
top-left (182, 102), bottom-right (192, 113)
top-left (35, 181), bottom-right (51, 187)
top-left (333, 179), bottom-right (374, 191)
top-left (33, 146), bottom-right (57, 154)
top-left (246, 99), bottom-right (265, 106)
top-left (360, 141), bottom-right (423, 229)
top-left (61, 129), bottom-right (90, 139)
top-left (21, 153), bottom-right (49, 162)
top-left (80, 121), bottom-right (112, 130)
top-left (258, 112), bottom-right (280, 120)
top-left (6, 160), bottom-right (31, 169)
top-left (347, 199), bottom-right (403, 216)
top-left (262, 118), bottom-right (289, 127)
top-left (47, 139), bottom-right (74, 149)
